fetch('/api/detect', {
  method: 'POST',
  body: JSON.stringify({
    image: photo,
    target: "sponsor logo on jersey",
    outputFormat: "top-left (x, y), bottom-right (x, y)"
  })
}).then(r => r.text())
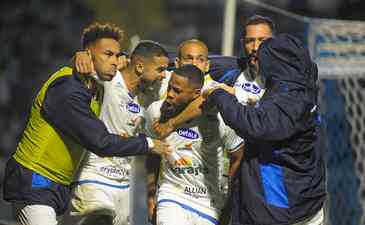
top-left (172, 156), bottom-right (193, 166)
top-left (184, 186), bottom-right (208, 196)
top-left (99, 166), bottom-right (130, 177)
top-left (126, 102), bottom-right (140, 113)
top-left (176, 128), bottom-right (199, 140)
top-left (172, 164), bottom-right (209, 176)
top-left (242, 82), bottom-right (261, 94)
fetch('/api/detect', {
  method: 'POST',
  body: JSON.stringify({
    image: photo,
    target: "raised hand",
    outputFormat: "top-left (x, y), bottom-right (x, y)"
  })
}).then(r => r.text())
top-left (150, 139), bottom-right (172, 156)
top-left (153, 119), bottom-right (175, 139)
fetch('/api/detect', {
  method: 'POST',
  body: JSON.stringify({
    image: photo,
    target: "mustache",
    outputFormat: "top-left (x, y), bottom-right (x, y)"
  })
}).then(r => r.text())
top-left (248, 51), bottom-right (257, 61)
top-left (160, 101), bottom-right (177, 123)
top-left (159, 101), bottom-right (187, 123)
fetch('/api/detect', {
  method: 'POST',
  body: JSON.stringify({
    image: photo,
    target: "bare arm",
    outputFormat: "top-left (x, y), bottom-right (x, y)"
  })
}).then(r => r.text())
top-left (228, 146), bottom-right (244, 181)
top-left (145, 154), bottom-right (161, 225)
top-left (218, 146), bottom-right (243, 225)
top-left (154, 96), bottom-right (204, 139)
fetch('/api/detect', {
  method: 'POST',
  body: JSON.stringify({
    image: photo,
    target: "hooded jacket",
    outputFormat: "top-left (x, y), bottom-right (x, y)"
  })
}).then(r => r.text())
top-left (209, 34), bottom-right (326, 225)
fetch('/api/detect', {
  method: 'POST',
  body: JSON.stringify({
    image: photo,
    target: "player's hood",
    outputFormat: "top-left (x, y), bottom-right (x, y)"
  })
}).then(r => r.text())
top-left (258, 34), bottom-right (318, 104)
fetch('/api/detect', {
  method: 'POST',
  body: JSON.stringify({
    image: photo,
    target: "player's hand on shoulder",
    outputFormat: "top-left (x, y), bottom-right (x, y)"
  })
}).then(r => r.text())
top-left (153, 119), bottom-right (175, 139)
top-left (219, 83), bottom-right (235, 95)
top-left (150, 139), bottom-right (172, 156)
top-left (74, 49), bottom-right (95, 75)
top-left (247, 96), bottom-right (259, 105)
top-left (202, 83), bottom-right (235, 99)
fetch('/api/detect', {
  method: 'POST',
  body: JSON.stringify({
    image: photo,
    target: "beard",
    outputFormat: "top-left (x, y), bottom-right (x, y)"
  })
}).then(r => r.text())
top-left (160, 100), bottom-right (188, 123)
top-left (139, 78), bottom-right (162, 95)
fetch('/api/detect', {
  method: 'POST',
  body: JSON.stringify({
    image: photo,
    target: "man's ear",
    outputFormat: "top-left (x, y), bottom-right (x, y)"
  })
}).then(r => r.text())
top-left (135, 61), bottom-right (144, 76)
top-left (193, 88), bottom-right (202, 99)
top-left (174, 57), bottom-right (180, 68)
top-left (205, 60), bottom-right (210, 73)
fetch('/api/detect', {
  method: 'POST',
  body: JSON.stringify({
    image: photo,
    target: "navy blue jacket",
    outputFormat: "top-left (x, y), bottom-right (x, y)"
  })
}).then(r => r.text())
top-left (42, 72), bottom-right (149, 157)
top-left (209, 34), bottom-right (326, 225)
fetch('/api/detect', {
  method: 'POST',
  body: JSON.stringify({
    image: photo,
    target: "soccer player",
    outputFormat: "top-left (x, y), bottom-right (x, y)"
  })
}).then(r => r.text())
top-left (144, 65), bottom-right (244, 225)
top-left (204, 34), bottom-right (326, 225)
top-left (2, 23), bottom-right (171, 225)
top-left (145, 39), bottom-right (244, 224)
top-left (72, 38), bottom-right (219, 224)
top-left (153, 15), bottom-right (275, 138)
top-left (61, 40), bottom-right (170, 225)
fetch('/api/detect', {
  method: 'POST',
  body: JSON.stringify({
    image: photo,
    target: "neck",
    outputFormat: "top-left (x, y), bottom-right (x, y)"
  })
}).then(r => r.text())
top-left (121, 66), bottom-right (141, 95)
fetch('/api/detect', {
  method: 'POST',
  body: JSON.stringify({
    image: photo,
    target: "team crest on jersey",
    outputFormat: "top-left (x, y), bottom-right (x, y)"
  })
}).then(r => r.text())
top-left (126, 102), bottom-right (140, 113)
top-left (242, 82), bottom-right (261, 94)
top-left (176, 128), bottom-right (199, 140)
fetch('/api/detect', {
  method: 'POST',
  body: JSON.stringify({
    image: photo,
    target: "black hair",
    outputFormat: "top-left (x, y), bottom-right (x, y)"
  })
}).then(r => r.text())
top-left (173, 64), bottom-right (204, 88)
top-left (130, 40), bottom-right (168, 61)
top-left (81, 22), bottom-right (124, 49)
top-left (242, 15), bottom-right (276, 38)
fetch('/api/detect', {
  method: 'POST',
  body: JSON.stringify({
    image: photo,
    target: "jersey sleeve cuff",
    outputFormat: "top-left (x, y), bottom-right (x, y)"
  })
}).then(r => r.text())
top-left (227, 141), bottom-right (245, 153)
top-left (146, 137), bottom-right (155, 150)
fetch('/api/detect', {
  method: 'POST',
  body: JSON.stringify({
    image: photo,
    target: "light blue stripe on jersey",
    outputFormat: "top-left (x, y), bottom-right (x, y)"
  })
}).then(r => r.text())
top-left (75, 180), bottom-right (130, 189)
top-left (158, 199), bottom-right (218, 224)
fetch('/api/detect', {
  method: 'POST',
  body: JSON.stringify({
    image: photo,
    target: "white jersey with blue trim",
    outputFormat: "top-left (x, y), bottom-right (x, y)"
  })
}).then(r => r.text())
top-left (145, 100), bottom-right (244, 219)
top-left (77, 71), bottom-right (144, 185)
top-left (234, 71), bottom-right (265, 105)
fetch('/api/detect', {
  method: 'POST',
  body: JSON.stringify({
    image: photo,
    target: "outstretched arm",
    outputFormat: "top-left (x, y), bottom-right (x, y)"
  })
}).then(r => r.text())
top-left (145, 154), bottom-right (161, 225)
top-left (209, 88), bottom-right (300, 141)
top-left (42, 77), bottom-right (170, 157)
top-left (154, 96), bottom-right (204, 139)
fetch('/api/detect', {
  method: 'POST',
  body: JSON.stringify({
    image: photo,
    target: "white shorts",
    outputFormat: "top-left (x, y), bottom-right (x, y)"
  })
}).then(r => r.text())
top-left (62, 175), bottom-right (130, 225)
top-left (156, 199), bottom-right (219, 225)
top-left (13, 203), bottom-right (60, 225)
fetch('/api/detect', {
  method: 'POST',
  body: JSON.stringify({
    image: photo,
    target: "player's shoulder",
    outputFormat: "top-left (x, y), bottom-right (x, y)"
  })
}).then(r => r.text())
top-left (148, 99), bottom-right (163, 112)
top-left (114, 70), bottom-right (124, 83)
top-left (145, 100), bottom-right (163, 119)
top-left (104, 70), bottom-right (123, 87)
top-left (217, 113), bottom-right (232, 132)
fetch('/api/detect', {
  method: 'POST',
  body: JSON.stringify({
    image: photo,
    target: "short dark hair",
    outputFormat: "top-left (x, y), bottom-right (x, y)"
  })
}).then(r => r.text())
top-left (242, 15), bottom-right (276, 38)
top-left (173, 64), bottom-right (204, 89)
top-left (81, 22), bottom-right (124, 49)
top-left (130, 40), bottom-right (168, 61)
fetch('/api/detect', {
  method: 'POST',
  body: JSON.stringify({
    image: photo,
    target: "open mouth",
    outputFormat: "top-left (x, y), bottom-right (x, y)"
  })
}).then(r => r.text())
top-left (163, 101), bottom-right (174, 109)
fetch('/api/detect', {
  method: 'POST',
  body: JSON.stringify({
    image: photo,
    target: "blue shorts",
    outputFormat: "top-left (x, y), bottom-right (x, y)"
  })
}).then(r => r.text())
top-left (3, 157), bottom-right (71, 216)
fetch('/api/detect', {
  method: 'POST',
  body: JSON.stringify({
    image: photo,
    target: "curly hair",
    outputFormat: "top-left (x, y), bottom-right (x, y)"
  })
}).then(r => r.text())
top-left (81, 22), bottom-right (124, 49)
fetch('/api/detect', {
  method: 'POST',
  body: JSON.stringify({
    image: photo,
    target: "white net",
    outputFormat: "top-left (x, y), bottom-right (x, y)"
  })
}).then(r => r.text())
top-left (308, 17), bottom-right (365, 225)
top-left (319, 76), bottom-right (365, 225)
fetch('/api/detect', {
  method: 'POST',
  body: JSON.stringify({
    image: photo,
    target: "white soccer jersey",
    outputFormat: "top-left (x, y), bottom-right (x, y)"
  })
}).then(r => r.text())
top-left (78, 71), bottom-right (144, 185)
top-left (234, 71), bottom-right (265, 105)
top-left (145, 100), bottom-right (244, 220)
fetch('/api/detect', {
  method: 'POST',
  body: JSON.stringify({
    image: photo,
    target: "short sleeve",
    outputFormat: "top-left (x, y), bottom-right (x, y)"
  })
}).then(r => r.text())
top-left (219, 114), bottom-right (244, 153)
top-left (143, 101), bottom-right (163, 139)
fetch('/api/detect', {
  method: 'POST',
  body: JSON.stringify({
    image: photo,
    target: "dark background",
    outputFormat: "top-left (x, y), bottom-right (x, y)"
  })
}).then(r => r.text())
top-left (1, 0), bottom-right (364, 224)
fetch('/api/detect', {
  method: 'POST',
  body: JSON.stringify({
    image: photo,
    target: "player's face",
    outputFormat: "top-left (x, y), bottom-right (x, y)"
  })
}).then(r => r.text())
top-left (176, 43), bottom-right (210, 73)
top-left (162, 73), bottom-right (200, 118)
top-left (243, 23), bottom-right (273, 66)
top-left (91, 38), bottom-right (121, 81)
top-left (141, 56), bottom-right (169, 86)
